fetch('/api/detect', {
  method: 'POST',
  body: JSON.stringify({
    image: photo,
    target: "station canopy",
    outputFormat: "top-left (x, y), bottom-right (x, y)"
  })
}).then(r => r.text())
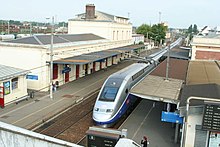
top-left (131, 58), bottom-right (189, 104)
top-left (53, 44), bottom-right (145, 65)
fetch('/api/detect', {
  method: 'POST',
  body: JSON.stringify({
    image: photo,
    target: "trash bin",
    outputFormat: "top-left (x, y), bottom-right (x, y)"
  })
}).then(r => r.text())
top-left (30, 91), bottom-right (34, 98)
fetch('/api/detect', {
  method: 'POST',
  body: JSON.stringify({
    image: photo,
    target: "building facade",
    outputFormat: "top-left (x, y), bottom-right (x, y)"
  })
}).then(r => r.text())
top-left (191, 34), bottom-right (220, 60)
top-left (132, 34), bottom-right (144, 44)
top-left (0, 34), bottom-right (139, 91)
top-left (68, 4), bottom-right (132, 41)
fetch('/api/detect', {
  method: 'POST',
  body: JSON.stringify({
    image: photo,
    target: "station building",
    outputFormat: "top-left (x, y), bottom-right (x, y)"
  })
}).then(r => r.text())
top-left (191, 34), bottom-right (220, 60)
top-left (0, 64), bottom-right (29, 107)
top-left (68, 4), bottom-right (132, 42)
top-left (0, 4), bottom-right (137, 92)
top-left (0, 34), bottom-right (144, 91)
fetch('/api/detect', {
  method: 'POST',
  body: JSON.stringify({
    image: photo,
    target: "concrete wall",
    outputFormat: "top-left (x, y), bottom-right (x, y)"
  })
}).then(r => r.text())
top-left (185, 114), bottom-right (203, 147)
top-left (94, 62), bottom-right (100, 71)
top-left (68, 21), bottom-right (132, 41)
top-left (0, 121), bottom-right (81, 147)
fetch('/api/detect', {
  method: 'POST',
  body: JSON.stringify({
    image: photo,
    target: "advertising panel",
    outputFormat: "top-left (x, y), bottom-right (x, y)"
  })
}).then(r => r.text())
top-left (3, 81), bottom-right (10, 95)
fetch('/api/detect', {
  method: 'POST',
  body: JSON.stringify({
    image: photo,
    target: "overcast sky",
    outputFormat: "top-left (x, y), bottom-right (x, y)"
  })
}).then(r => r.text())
top-left (1, 0), bottom-right (219, 28)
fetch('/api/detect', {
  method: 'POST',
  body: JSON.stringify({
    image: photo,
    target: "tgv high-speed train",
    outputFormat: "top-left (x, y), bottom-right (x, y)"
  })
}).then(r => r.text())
top-left (93, 38), bottom-right (182, 127)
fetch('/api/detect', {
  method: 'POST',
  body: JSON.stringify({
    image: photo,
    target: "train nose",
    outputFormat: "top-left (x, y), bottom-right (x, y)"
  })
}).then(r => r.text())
top-left (93, 113), bottom-right (112, 122)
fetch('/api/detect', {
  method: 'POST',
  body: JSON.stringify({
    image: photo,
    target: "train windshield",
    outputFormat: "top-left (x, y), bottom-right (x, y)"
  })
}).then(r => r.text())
top-left (99, 87), bottom-right (119, 101)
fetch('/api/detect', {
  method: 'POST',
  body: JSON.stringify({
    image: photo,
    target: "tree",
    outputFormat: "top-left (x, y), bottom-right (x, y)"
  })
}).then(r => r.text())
top-left (188, 24), bottom-right (193, 34)
top-left (151, 24), bottom-right (167, 44)
top-left (58, 22), bottom-right (68, 27)
top-left (136, 24), bottom-right (151, 38)
top-left (136, 23), bottom-right (167, 45)
top-left (193, 24), bottom-right (198, 34)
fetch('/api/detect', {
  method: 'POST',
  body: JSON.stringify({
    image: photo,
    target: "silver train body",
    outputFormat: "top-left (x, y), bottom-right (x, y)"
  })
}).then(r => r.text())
top-left (93, 38), bottom-right (182, 127)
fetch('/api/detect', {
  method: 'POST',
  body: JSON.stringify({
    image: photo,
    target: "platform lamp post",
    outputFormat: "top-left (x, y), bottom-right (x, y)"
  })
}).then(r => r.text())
top-left (165, 40), bottom-right (171, 81)
top-left (50, 16), bottom-right (54, 99)
top-left (7, 21), bottom-right (10, 34)
top-left (29, 23), bottom-right (32, 35)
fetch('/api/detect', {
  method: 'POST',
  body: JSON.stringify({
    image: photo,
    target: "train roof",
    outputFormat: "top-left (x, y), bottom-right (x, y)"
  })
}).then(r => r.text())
top-left (109, 63), bottom-right (147, 80)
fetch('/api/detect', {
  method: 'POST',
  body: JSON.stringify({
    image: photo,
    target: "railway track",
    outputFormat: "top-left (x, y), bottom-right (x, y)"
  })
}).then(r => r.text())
top-left (34, 88), bottom-right (140, 146)
top-left (34, 91), bottom-right (98, 143)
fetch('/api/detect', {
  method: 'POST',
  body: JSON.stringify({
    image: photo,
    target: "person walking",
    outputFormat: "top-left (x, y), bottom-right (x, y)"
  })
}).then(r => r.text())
top-left (141, 136), bottom-right (149, 147)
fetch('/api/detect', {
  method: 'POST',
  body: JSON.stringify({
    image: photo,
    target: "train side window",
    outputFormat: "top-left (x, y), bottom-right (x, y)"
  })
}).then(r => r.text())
top-left (125, 89), bottom-right (128, 94)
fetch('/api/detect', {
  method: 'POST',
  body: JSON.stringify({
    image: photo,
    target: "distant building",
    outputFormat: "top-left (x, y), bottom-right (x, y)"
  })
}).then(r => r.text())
top-left (197, 26), bottom-right (220, 36)
top-left (0, 64), bottom-right (29, 107)
top-left (191, 34), bottom-right (220, 60)
top-left (132, 34), bottom-right (144, 44)
top-left (197, 26), bottom-right (212, 36)
top-left (68, 4), bottom-right (132, 42)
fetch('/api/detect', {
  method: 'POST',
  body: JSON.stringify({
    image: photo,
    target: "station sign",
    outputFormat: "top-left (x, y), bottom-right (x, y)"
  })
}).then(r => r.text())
top-left (62, 67), bottom-right (71, 74)
top-left (26, 75), bottom-right (38, 80)
top-left (161, 111), bottom-right (183, 124)
top-left (202, 104), bottom-right (220, 132)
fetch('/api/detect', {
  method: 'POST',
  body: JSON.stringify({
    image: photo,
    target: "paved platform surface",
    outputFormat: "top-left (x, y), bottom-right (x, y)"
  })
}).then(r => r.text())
top-left (119, 99), bottom-right (180, 147)
top-left (0, 60), bottom-right (135, 129)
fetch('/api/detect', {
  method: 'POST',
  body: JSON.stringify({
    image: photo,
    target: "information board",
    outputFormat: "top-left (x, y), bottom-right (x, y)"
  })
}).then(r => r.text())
top-left (202, 104), bottom-right (220, 132)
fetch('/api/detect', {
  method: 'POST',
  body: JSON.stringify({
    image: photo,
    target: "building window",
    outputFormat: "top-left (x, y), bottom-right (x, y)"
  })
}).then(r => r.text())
top-left (122, 31), bottom-right (124, 40)
top-left (12, 78), bottom-right (18, 90)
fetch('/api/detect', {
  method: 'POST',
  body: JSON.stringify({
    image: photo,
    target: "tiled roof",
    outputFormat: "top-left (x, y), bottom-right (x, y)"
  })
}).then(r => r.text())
top-left (4, 34), bottom-right (105, 45)
top-left (53, 44), bottom-right (145, 65)
top-left (70, 11), bottom-right (128, 22)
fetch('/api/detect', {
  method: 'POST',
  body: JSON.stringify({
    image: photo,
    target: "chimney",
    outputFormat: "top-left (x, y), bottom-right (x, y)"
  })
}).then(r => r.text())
top-left (85, 4), bottom-right (95, 19)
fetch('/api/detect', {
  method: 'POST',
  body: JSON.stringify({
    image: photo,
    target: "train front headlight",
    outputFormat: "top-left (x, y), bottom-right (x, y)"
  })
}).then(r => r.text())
top-left (106, 109), bottom-right (113, 113)
top-left (94, 107), bottom-right (99, 111)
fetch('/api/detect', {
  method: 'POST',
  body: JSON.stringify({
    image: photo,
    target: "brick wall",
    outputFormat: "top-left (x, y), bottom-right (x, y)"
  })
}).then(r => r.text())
top-left (195, 51), bottom-right (220, 60)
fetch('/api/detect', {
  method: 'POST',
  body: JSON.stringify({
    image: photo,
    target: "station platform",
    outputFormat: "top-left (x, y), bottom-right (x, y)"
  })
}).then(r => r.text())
top-left (119, 99), bottom-right (180, 147)
top-left (0, 60), bottom-right (135, 130)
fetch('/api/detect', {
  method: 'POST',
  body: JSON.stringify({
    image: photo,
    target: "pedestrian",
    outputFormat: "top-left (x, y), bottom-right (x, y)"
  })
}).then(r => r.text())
top-left (141, 136), bottom-right (149, 147)
top-left (52, 83), bottom-right (56, 92)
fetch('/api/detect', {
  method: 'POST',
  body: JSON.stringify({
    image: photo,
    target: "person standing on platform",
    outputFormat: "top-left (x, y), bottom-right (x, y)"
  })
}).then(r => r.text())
top-left (141, 136), bottom-right (149, 147)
